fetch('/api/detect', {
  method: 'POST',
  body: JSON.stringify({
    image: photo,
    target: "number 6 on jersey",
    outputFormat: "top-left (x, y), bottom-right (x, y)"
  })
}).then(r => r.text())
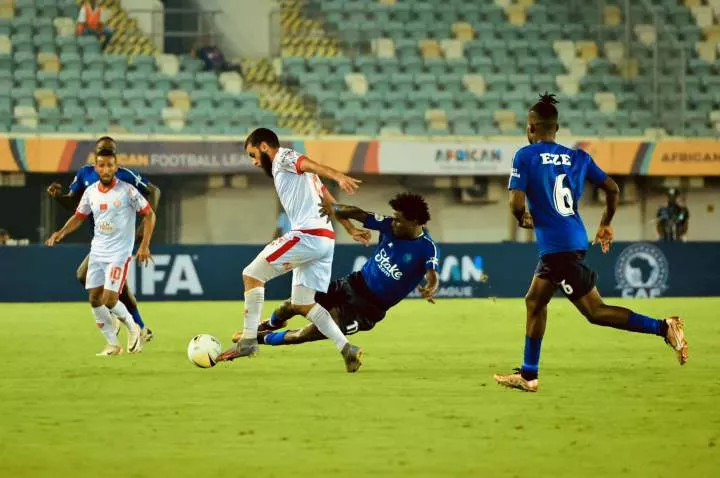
top-left (553, 174), bottom-right (574, 216)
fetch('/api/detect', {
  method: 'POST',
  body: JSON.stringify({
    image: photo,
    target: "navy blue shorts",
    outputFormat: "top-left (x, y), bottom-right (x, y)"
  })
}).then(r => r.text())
top-left (534, 251), bottom-right (597, 301)
top-left (315, 272), bottom-right (386, 335)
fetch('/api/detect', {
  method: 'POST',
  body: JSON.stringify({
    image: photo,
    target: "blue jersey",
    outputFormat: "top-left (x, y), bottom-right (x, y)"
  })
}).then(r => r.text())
top-left (508, 141), bottom-right (608, 257)
top-left (360, 213), bottom-right (439, 309)
top-left (69, 165), bottom-right (151, 197)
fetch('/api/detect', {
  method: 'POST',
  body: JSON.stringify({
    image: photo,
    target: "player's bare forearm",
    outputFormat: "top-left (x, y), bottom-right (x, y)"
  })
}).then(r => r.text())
top-left (509, 190), bottom-right (533, 229)
top-left (55, 193), bottom-right (80, 211)
top-left (418, 269), bottom-right (439, 304)
top-left (299, 157), bottom-right (361, 194)
top-left (47, 214), bottom-right (85, 245)
top-left (146, 184), bottom-right (161, 211)
top-left (333, 204), bottom-right (369, 223)
top-left (139, 210), bottom-right (156, 249)
top-left (598, 177), bottom-right (620, 226)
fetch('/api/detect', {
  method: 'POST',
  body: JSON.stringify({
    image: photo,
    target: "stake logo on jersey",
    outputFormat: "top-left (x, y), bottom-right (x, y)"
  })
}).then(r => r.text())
top-left (508, 142), bottom-right (608, 256)
top-left (360, 214), bottom-right (439, 309)
top-left (374, 248), bottom-right (403, 280)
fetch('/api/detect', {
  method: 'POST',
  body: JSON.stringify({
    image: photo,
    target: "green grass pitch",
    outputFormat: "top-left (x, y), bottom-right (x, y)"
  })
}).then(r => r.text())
top-left (1, 298), bottom-right (719, 478)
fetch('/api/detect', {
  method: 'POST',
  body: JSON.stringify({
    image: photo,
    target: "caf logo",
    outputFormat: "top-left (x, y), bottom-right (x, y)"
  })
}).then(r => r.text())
top-left (615, 243), bottom-right (669, 298)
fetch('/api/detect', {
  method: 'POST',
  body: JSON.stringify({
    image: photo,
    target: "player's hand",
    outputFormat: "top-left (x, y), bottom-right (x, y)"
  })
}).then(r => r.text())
top-left (45, 231), bottom-right (64, 246)
top-left (417, 283), bottom-right (437, 304)
top-left (335, 173), bottom-right (361, 195)
top-left (593, 224), bottom-right (614, 254)
top-left (136, 245), bottom-right (153, 265)
top-left (519, 211), bottom-right (534, 229)
top-left (350, 228), bottom-right (371, 246)
top-left (318, 202), bottom-right (334, 221)
top-left (47, 182), bottom-right (63, 198)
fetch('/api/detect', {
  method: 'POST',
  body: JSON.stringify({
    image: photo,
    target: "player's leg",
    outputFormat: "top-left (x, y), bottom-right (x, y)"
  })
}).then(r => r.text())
top-left (232, 300), bottom-right (296, 343)
top-left (86, 260), bottom-right (122, 356)
top-left (264, 323), bottom-right (327, 345)
top-left (572, 288), bottom-right (688, 364)
top-left (291, 253), bottom-right (363, 372)
top-left (494, 275), bottom-right (557, 392)
top-left (260, 306), bottom-right (346, 346)
top-left (76, 254), bottom-right (90, 285)
top-left (102, 258), bottom-right (142, 353)
top-left (119, 284), bottom-right (153, 342)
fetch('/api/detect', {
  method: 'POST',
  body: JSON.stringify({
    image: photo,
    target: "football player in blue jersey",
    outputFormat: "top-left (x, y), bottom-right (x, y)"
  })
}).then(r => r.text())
top-left (235, 193), bottom-right (439, 349)
top-left (46, 136), bottom-right (161, 342)
top-left (494, 93), bottom-right (688, 392)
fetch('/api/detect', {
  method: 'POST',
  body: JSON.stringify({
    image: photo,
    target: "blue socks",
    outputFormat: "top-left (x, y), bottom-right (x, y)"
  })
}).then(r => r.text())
top-left (521, 336), bottom-right (542, 380)
top-left (130, 308), bottom-right (145, 330)
top-left (627, 312), bottom-right (664, 336)
top-left (268, 311), bottom-right (280, 328)
top-left (264, 331), bottom-right (288, 346)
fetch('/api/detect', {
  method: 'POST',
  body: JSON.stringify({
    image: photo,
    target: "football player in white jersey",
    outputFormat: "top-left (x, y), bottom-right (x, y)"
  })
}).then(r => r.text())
top-left (47, 149), bottom-right (157, 356)
top-left (217, 128), bottom-right (368, 372)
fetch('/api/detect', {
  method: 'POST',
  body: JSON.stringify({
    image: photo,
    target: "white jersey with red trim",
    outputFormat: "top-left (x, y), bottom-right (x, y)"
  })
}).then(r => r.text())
top-left (75, 178), bottom-right (151, 261)
top-left (272, 147), bottom-right (333, 232)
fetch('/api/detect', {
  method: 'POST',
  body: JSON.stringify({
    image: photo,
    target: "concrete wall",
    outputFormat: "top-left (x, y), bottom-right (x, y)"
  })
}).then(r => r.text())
top-left (178, 177), bottom-right (720, 245)
top-left (190, 0), bottom-right (280, 59)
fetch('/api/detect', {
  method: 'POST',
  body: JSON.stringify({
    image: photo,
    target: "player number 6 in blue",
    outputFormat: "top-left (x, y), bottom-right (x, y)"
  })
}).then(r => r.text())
top-left (553, 174), bottom-right (575, 217)
top-left (560, 279), bottom-right (574, 295)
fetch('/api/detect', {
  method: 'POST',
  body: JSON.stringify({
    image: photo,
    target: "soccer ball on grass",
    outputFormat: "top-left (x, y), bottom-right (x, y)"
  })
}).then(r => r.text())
top-left (187, 334), bottom-right (222, 368)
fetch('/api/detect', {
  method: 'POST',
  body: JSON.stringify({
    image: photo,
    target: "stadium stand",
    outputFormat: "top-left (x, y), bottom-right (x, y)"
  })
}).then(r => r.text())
top-left (0, 0), bottom-right (281, 135)
top-left (1, 0), bottom-right (718, 137)
top-left (276, 0), bottom-right (720, 137)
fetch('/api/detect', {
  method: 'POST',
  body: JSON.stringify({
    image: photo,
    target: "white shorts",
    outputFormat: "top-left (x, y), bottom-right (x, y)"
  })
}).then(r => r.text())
top-left (85, 256), bottom-right (131, 293)
top-left (244, 229), bottom-right (335, 293)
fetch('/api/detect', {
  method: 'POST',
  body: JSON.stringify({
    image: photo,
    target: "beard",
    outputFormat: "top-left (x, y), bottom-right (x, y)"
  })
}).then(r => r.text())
top-left (260, 151), bottom-right (273, 178)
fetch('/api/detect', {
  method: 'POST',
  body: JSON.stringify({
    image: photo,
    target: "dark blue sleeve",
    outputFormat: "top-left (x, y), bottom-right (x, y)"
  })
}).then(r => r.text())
top-left (68, 169), bottom-right (86, 195)
top-left (584, 151), bottom-right (608, 185)
top-left (508, 148), bottom-right (529, 192)
top-left (362, 213), bottom-right (393, 234)
top-left (424, 238), bottom-right (440, 271)
top-left (117, 167), bottom-right (152, 195)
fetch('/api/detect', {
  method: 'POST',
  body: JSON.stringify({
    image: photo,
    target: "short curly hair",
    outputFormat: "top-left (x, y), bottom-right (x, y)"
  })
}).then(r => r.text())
top-left (389, 192), bottom-right (430, 225)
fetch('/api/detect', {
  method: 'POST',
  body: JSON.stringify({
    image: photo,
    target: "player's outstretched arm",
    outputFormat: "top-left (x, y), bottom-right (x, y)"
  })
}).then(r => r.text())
top-left (46, 214), bottom-right (86, 246)
top-left (136, 208), bottom-right (156, 265)
top-left (592, 176), bottom-right (620, 253)
top-left (298, 157), bottom-right (361, 194)
top-left (146, 184), bottom-right (161, 211)
top-left (46, 183), bottom-right (80, 211)
top-left (509, 190), bottom-right (533, 229)
top-left (417, 269), bottom-right (439, 304)
top-left (320, 188), bottom-right (371, 245)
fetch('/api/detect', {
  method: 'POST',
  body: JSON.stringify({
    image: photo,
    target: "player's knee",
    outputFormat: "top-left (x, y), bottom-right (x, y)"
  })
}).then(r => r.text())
top-left (525, 294), bottom-right (542, 315)
top-left (105, 296), bottom-right (118, 308)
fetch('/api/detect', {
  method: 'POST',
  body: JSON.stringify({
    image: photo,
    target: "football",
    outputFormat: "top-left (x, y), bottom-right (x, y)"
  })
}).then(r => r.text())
top-left (187, 334), bottom-right (222, 368)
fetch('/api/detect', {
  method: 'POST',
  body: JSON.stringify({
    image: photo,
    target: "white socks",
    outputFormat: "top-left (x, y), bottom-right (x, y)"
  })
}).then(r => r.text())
top-left (92, 306), bottom-right (119, 346)
top-left (242, 287), bottom-right (265, 339)
top-left (108, 301), bottom-right (136, 331)
top-left (307, 303), bottom-right (348, 351)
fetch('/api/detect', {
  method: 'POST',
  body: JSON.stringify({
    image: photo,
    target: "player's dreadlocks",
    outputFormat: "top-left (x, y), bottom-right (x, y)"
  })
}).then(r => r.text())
top-left (530, 92), bottom-right (559, 130)
top-left (245, 128), bottom-right (280, 149)
top-left (389, 192), bottom-right (431, 225)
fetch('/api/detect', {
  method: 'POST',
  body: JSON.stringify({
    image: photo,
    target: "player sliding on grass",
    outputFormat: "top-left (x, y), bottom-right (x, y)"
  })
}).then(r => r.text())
top-left (47, 136), bottom-right (160, 342)
top-left (494, 93), bottom-right (688, 392)
top-left (230, 193), bottom-right (440, 347)
top-left (216, 128), bottom-right (368, 372)
top-left (46, 148), bottom-right (156, 356)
